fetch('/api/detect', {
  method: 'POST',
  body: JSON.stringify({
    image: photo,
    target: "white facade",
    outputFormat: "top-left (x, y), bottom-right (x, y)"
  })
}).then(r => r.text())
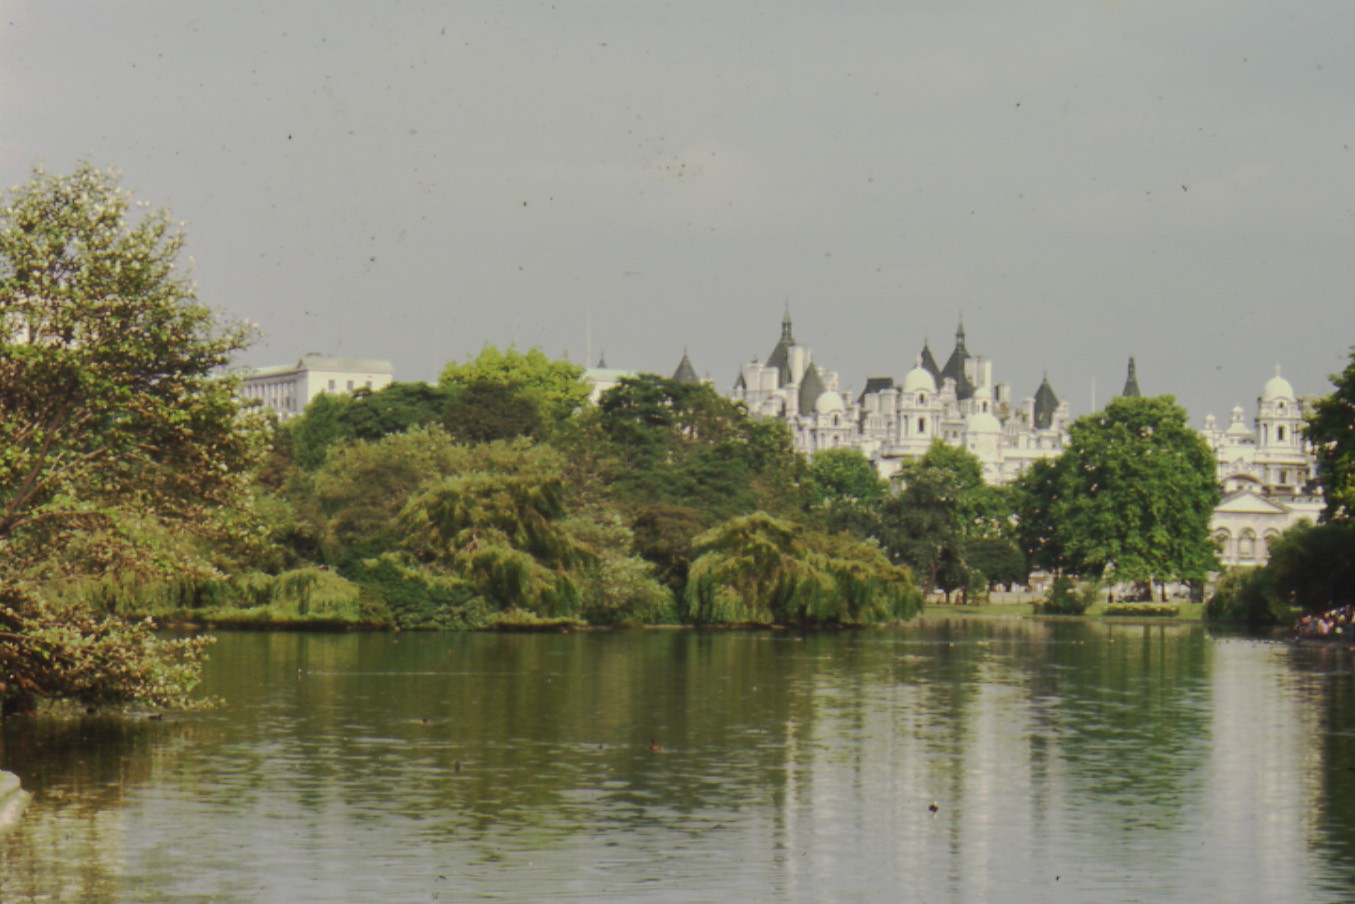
top-left (1203, 367), bottom-right (1322, 566)
top-left (730, 314), bottom-right (1323, 569)
top-left (239, 355), bottom-right (394, 421)
top-left (730, 315), bottom-right (1072, 484)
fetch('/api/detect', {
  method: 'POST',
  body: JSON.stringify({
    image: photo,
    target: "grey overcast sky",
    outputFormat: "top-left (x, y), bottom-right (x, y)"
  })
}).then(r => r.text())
top-left (3, 0), bottom-right (1352, 423)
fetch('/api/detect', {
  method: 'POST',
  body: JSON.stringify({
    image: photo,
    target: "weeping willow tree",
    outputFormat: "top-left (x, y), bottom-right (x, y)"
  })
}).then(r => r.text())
top-left (399, 463), bottom-right (595, 618)
top-left (684, 512), bottom-right (922, 627)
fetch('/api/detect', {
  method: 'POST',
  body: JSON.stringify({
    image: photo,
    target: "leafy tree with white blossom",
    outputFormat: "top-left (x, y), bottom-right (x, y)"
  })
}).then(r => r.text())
top-left (0, 163), bottom-right (262, 714)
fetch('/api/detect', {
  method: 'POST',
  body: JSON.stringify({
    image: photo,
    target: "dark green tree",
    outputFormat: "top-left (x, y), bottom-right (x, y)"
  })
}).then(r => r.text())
top-left (806, 448), bottom-right (887, 505)
top-left (877, 441), bottom-right (993, 599)
top-left (594, 374), bottom-right (806, 527)
top-left (1307, 345), bottom-right (1355, 523)
top-left (439, 344), bottom-right (589, 441)
top-left (1028, 396), bottom-right (1220, 598)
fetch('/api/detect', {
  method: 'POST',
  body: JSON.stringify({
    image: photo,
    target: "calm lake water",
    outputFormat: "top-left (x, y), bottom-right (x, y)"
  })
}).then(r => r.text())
top-left (3, 618), bottom-right (1355, 903)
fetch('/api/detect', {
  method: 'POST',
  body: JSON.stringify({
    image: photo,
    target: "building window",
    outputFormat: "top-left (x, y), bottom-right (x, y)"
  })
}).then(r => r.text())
top-left (1239, 530), bottom-right (1257, 560)
top-left (1277, 426), bottom-right (1285, 442)
top-left (328, 379), bottom-right (336, 392)
top-left (347, 380), bottom-right (354, 391)
top-left (1214, 530), bottom-right (1232, 561)
top-left (1279, 469), bottom-right (1289, 484)
top-left (918, 417), bottom-right (926, 433)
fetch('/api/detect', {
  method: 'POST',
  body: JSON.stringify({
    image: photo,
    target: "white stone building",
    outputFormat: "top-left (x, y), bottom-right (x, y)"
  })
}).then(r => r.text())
top-left (729, 313), bottom-right (1072, 484)
top-left (728, 312), bottom-right (1323, 569)
top-left (1203, 367), bottom-right (1323, 566)
top-left (239, 354), bottom-right (395, 421)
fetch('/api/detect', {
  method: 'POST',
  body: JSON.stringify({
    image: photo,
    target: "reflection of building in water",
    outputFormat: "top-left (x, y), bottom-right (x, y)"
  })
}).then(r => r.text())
top-left (1203, 367), bottom-right (1322, 566)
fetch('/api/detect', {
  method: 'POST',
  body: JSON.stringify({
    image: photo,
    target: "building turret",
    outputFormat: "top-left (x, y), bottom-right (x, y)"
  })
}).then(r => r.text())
top-left (672, 350), bottom-right (699, 384)
top-left (1121, 357), bottom-right (1142, 398)
top-left (766, 306), bottom-right (796, 386)
top-left (798, 364), bottom-right (827, 416)
top-left (1033, 374), bottom-right (1060, 429)
top-left (940, 322), bottom-right (975, 401)
top-left (919, 340), bottom-right (942, 383)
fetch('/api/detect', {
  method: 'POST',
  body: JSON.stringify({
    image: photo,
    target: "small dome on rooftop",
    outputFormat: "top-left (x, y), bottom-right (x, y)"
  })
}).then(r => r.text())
top-left (815, 391), bottom-right (845, 414)
top-left (1261, 365), bottom-right (1294, 401)
top-left (901, 360), bottom-right (937, 395)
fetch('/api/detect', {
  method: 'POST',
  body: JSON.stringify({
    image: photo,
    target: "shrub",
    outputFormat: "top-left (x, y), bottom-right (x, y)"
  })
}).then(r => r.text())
top-left (346, 555), bottom-right (491, 630)
top-left (1205, 567), bottom-right (1288, 625)
top-left (1105, 602), bottom-right (1180, 617)
top-left (1036, 576), bottom-right (1097, 615)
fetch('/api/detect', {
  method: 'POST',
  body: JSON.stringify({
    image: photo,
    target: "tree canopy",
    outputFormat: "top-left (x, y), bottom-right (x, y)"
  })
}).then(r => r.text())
top-left (1307, 345), bottom-right (1355, 523)
top-left (0, 164), bottom-right (260, 713)
top-left (1020, 396), bottom-right (1219, 595)
top-left (683, 512), bottom-right (922, 626)
top-left (439, 344), bottom-right (589, 440)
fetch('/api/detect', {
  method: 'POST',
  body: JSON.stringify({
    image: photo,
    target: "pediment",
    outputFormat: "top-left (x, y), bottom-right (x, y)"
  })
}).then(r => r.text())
top-left (1215, 490), bottom-right (1289, 516)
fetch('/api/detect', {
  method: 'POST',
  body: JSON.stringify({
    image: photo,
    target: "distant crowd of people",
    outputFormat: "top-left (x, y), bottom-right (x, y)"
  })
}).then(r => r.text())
top-left (1294, 605), bottom-right (1355, 639)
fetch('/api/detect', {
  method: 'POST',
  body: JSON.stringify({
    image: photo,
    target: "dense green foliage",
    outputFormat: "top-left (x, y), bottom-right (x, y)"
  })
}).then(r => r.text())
top-left (1017, 396), bottom-right (1219, 598)
top-left (1308, 347), bottom-right (1355, 523)
top-left (684, 512), bottom-right (922, 626)
top-left (875, 441), bottom-right (1025, 599)
top-left (0, 164), bottom-right (260, 713)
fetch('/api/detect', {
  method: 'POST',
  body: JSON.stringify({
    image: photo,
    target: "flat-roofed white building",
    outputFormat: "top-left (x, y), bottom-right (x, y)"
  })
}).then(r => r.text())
top-left (239, 354), bottom-right (394, 421)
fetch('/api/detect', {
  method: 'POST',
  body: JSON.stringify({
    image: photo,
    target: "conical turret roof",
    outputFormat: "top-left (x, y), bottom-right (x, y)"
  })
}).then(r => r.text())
top-left (940, 322), bottom-right (974, 401)
top-left (798, 364), bottom-right (827, 416)
top-left (672, 350), bottom-right (700, 384)
top-left (1033, 374), bottom-right (1060, 429)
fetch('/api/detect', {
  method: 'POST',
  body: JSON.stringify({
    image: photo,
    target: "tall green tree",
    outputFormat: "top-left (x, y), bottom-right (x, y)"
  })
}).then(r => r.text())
top-left (1307, 345), bottom-right (1355, 523)
top-left (878, 441), bottom-right (1002, 598)
top-left (1028, 396), bottom-right (1220, 598)
top-left (439, 345), bottom-right (589, 441)
top-left (807, 447), bottom-right (886, 505)
top-left (0, 164), bottom-right (261, 713)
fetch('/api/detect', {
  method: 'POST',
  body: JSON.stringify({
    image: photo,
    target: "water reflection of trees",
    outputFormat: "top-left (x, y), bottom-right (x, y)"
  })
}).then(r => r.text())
top-left (1287, 643), bottom-right (1355, 886)
top-left (9, 625), bottom-right (1343, 901)
top-left (0, 714), bottom-right (190, 900)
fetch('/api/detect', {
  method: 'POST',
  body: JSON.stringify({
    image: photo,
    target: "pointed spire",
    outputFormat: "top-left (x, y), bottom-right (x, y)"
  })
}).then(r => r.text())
top-left (1034, 373), bottom-right (1060, 429)
top-left (596, 350), bottom-right (607, 368)
top-left (672, 348), bottom-right (699, 384)
top-left (767, 306), bottom-right (797, 387)
top-left (941, 322), bottom-right (974, 401)
top-left (919, 339), bottom-right (941, 380)
top-left (1121, 357), bottom-right (1141, 398)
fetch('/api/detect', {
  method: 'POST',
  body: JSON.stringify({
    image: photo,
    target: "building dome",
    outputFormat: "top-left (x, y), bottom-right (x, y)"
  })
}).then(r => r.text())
top-left (967, 410), bottom-right (1002, 434)
top-left (1261, 366), bottom-right (1294, 401)
top-left (901, 360), bottom-right (937, 395)
top-left (815, 390), bottom-right (845, 414)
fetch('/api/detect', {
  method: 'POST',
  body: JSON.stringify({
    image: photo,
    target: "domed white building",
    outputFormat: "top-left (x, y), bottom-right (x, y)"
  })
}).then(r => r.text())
top-left (729, 314), bottom-right (1071, 482)
top-left (1202, 366), bottom-right (1322, 566)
